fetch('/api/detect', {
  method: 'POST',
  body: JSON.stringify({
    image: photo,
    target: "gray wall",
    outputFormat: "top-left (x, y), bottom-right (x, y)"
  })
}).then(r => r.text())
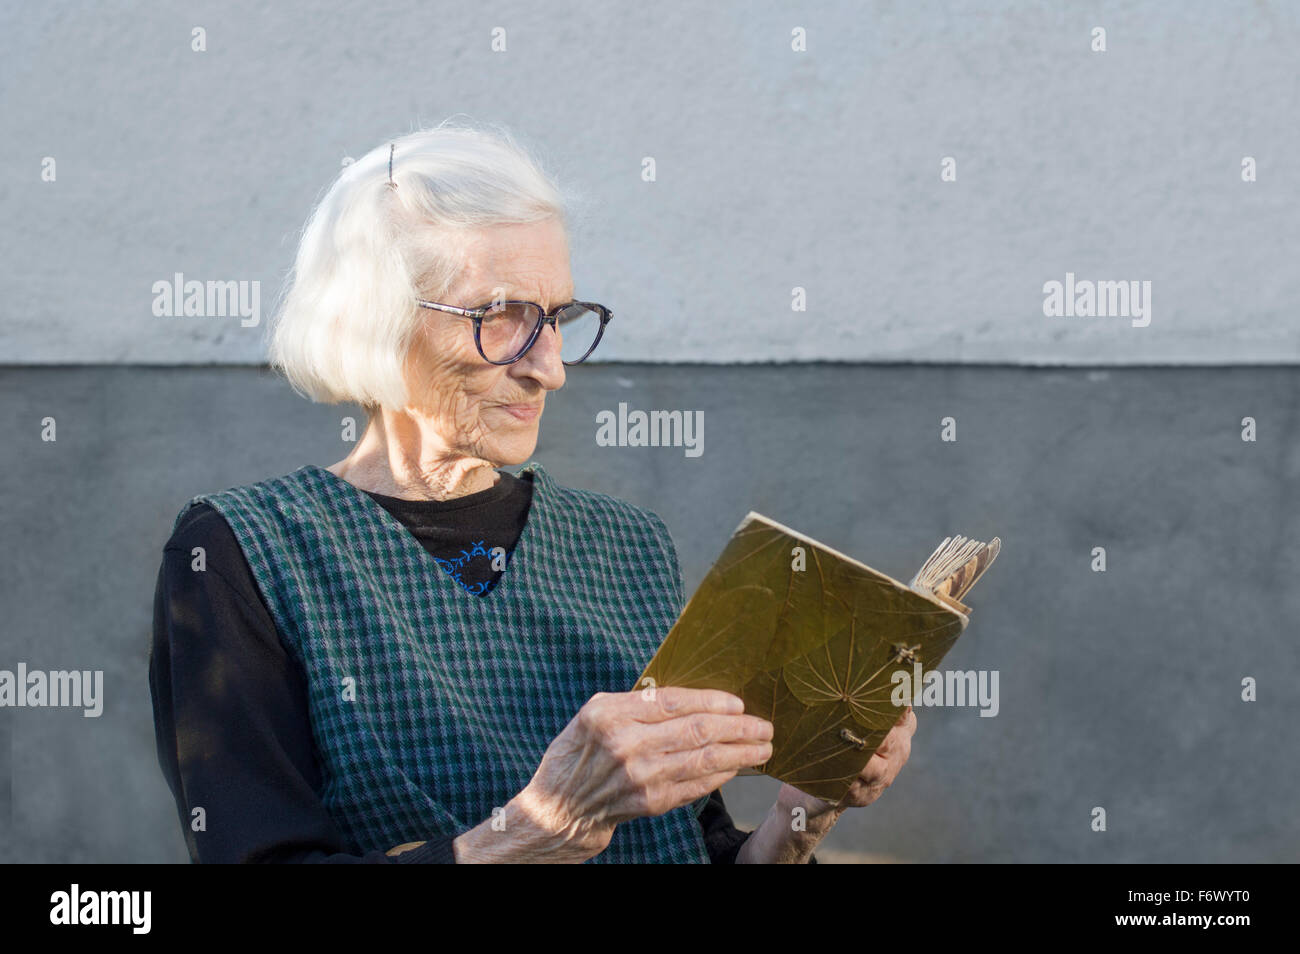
top-left (1, 364), bottom-right (1295, 862)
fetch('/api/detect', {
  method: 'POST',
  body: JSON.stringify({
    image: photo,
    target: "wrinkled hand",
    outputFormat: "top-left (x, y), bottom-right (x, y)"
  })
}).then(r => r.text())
top-left (507, 687), bottom-right (774, 861)
top-left (779, 706), bottom-right (917, 820)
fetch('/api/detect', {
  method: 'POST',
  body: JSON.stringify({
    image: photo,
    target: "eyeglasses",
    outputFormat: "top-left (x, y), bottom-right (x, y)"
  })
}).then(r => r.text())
top-left (415, 297), bottom-right (613, 365)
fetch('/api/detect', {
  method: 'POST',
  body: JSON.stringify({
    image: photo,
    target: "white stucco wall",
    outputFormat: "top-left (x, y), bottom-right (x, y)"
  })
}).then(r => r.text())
top-left (2, 0), bottom-right (1296, 364)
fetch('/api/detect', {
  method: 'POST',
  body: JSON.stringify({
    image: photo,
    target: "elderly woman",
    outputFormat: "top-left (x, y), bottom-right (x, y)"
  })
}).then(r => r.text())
top-left (149, 122), bottom-right (917, 864)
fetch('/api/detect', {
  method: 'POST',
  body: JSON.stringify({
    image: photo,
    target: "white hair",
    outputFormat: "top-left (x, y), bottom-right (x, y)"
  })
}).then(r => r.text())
top-left (269, 118), bottom-right (572, 411)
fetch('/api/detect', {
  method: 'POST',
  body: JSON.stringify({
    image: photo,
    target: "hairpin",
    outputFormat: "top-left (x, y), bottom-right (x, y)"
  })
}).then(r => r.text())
top-left (387, 143), bottom-right (397, 189)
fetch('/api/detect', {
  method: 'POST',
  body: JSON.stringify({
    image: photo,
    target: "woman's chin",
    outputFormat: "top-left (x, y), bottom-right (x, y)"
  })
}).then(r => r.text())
top-left (487, 434), bottom-right (539, 467)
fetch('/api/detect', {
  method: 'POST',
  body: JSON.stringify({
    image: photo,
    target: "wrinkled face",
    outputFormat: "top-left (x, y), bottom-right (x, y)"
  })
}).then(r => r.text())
top-left (402, 218), bottom-right (571, 467)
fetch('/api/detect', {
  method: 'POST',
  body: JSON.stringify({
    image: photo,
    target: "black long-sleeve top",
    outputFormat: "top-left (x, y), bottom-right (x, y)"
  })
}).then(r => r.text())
top-left (149, 467), bottom-right (754, 863)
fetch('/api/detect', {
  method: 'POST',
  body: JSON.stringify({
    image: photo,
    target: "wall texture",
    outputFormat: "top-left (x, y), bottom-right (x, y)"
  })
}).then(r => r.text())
top-left (1, 363), bottom-right (1295, 862)
top-left (2, 0), bottom-right (1298, 365)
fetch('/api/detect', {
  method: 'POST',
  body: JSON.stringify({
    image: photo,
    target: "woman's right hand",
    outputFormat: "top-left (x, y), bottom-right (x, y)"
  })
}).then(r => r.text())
top-left (453, 687), bottom-right (773, 863)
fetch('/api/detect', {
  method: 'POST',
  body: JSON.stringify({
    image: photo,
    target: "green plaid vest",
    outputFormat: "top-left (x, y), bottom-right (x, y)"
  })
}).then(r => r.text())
top-left (178, 460), bottom-right (710, 863)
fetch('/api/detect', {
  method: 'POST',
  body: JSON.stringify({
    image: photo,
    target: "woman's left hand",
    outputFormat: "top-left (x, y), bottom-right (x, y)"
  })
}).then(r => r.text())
top-left (738, 707), bottom-right (916, 862)
top-left (785, 705), bottom-right (918, 817)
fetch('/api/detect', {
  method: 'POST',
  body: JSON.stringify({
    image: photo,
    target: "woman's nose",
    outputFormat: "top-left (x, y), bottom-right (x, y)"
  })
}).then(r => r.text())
top-left (516, 321), bottom-right (566, 385)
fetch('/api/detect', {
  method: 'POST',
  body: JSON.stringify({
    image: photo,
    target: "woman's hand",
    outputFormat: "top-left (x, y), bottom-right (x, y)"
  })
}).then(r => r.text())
top-left (453, 687), bottom-right (773, 863)
top-left (797, 705), bottom-right (918, 814)
top-left (738, 707), bottom-right (917, 863)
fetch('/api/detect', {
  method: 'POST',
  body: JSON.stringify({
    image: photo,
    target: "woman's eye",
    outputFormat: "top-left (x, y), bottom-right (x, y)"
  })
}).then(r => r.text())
top-left (484, 304), bottom-right (525, 321)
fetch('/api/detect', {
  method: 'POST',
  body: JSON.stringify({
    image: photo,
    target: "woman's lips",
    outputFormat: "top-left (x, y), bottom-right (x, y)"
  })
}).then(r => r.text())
top-left (499, 403), bottom-right (542, 420)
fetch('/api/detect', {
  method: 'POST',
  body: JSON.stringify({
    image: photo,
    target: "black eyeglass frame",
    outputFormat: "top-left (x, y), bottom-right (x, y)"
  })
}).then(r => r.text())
top-left (414, 297), bottom-right (613, 365)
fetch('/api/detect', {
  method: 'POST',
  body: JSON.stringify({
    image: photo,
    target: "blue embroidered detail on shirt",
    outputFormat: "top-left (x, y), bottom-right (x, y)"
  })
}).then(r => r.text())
top-left (433, 540), bottom-right (504, 595)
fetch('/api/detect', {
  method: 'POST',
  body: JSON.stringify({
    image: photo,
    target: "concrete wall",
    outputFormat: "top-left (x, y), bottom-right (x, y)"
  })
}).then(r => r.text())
top-left (2, 0), bottom-right (1298, 364)
top-left (1, 363), bottom-right (1295, 862)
